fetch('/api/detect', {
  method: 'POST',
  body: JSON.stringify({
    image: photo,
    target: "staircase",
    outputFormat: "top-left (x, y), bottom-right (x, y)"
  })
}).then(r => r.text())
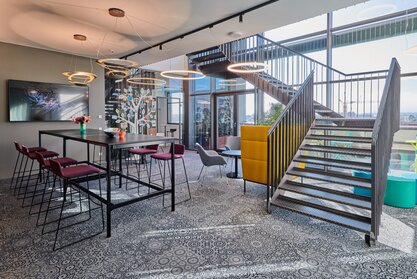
top-left (190, 34), bottom-right (401, 245)
top-left (267, 59), bottom-right (400, 245)
top-left (271, 118), bottom-right (374, 234)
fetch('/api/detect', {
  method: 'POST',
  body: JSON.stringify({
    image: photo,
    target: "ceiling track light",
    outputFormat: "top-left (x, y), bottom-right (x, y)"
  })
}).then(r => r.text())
top-left (239, 14), bottom-right (243, 23)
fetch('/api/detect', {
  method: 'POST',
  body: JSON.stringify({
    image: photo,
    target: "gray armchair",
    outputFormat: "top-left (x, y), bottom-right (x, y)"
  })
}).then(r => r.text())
top-left (195, 143), bottom-right (227, 185)
top-left (224, 136), bottom-right (241, 172)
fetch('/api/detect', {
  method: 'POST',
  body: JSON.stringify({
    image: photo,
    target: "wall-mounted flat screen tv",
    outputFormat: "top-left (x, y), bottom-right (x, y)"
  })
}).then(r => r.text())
top-left (8, 80), bottom-right (89, 122)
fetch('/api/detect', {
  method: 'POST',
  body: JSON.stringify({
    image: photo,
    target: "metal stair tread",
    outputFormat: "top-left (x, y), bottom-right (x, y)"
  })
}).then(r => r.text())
top-left (287, 167), bottom-right (371, 189)
top-left (305, 134), bottom-right (373, 143)
top-left (311, 125), bottom-right (373, 132)
top-left (300, 144), bottom-right (371, 156)
top-left (270, 196), bottom-right (371, 233)
top-left (293, 155), bottom-right (371, 171)
top-left (316, 118), bottom-right (376, 122)
top-left (280, 180), bottom-right (371, 210)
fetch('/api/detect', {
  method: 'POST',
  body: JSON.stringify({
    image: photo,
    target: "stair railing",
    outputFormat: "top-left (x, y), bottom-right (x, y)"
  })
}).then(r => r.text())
top-left (370, 58), bottom-right (401, 241)
top-left (267, 72), bottom-right (315, 211)
top-left (218, 34), bottom-right (389, 118)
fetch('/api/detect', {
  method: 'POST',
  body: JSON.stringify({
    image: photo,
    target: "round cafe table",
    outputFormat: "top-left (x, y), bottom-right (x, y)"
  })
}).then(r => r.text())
top-left (222, 150), bottom-right (242, 179)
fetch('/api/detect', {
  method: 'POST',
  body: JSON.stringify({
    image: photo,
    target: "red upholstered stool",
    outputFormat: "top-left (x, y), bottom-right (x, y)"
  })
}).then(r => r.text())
top-left (28, 152), bottom-right (78, 216)
top-left (15, 144), bottom-right (59, 198)
top-left (11, 142), bottom-right (46, 192)
top-left (150, 144), bottom-right (191, 205)
top-left (44, 159), bottom-right (104, 250)
top-left (127, 145), bottom-right (159, 191)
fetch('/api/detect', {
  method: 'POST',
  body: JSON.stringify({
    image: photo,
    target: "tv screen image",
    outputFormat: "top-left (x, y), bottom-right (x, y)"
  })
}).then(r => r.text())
top-left (8, 80), bottom-right (89, 122)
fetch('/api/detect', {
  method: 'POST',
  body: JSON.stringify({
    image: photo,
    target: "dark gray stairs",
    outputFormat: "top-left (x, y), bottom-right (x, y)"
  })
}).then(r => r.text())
top-left (270, 119), bottom-right (374, 236)
top-left (270, 196), bottom-right (372, 233)
top-left (189, 46), bottom-right (344, 118)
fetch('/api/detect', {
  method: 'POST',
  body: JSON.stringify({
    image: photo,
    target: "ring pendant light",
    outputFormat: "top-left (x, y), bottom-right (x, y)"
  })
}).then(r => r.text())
top-left (227, 62), bottom-right (269, 73)
top-left (160, 70), bottom-right (205, 80)
top-left (62, 34), bottom-right (96, 85)
top-left (127, 77), bottom-right (167, 86)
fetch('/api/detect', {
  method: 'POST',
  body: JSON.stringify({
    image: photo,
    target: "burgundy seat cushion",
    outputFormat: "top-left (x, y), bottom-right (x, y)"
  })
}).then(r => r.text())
top-left (28, 150), bottom-right (59, 159)
top-left (44, 157), bottom-right (77, 168)
top-left (28, 147), bottom-right (47, 152)
top-left (129, 148), bottom-right (158, 155)
top-left (61, 165), bottom-right (100, 178)
top-left (151, 152), bottom-right (182, 161)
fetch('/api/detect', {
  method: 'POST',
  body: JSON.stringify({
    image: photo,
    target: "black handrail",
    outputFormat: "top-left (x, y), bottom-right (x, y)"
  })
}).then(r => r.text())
top-left (267, 72), bottom-right (315, 210)
top-left (370, 58), bottom-right (401, 240)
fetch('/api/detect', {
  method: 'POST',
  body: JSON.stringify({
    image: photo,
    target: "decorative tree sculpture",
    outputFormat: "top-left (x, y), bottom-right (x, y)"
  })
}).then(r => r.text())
top-left (115, 86), bottom-right (155, 134)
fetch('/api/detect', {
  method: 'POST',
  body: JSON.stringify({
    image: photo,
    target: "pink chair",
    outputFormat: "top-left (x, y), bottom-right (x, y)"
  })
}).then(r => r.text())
top-left (28, 152), bottom-right (77, 216)
top-left (11, 142), bottom-right (46, 191)
top-left (11, 142), bottom-right (47, 192)
top-left (44, 159), bottom-right (103, 250)
top-left (128, 145), bottom-right (159, 187)
top-left (15, 144), bottom-right (59, 197)
top-left (150, 144), bottom-right (191, 205)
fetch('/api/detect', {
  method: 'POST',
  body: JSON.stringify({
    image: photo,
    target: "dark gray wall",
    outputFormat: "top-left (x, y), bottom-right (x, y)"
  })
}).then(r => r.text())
top-left (0, 42), bottom-right (105, 179)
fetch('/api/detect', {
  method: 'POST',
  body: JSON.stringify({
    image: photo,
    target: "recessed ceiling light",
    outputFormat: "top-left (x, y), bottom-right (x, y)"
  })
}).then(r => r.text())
top-left (73, 34), bottom-right (87, 41)
top-left (109, 8), bottom-right (125, 18)
top-left (228, 31), bottom-right (243, 38)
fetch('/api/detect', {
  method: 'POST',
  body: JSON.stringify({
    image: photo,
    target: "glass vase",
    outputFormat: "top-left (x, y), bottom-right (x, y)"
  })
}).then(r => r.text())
top-left (80, 123), bottom-right (87, 135)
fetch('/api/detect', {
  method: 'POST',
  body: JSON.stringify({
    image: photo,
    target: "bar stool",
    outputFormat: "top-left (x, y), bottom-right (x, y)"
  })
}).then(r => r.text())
top-left (128, 145), bottom-right (159, 189)
top-left (150, 144), bottom-right (191, 205)
top-left (11, 142), bottom-right (46, 190)
top-left (15, 144), bottom-right (59, 198)
top-left (45, 159), bottom-right (104, 250)
top-left (27, 152), bottom-right (77, 213)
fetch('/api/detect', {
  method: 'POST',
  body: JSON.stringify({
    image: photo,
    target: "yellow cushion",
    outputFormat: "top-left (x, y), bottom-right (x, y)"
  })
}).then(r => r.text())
top-left (241, 126), bottom-right (270, 185)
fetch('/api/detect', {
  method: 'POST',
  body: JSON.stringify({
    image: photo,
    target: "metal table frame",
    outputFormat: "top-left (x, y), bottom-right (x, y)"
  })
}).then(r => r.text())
top-left (222, 150), bottom-right (241, 179)
top-left (39, 129), bottom-right (176, 237)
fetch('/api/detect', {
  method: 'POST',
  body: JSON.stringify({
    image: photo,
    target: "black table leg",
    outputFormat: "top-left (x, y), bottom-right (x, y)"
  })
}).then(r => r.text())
top-left (170, 142), bottom-right (175, 211)
top-left (234, 156), bottom-right (238, 177)
top-left (226, 155), bottom-right (242, 179)
top-left (106, 145), bottom-right (112, 237)
top-left (119, 149), bottom-right (122, 188)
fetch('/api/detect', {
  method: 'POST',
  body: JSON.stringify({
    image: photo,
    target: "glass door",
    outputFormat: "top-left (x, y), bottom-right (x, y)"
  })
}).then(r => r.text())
top-left (214, 92), bottom-right (256, 149)
top-left (216, 95), bottom-right (235, 149)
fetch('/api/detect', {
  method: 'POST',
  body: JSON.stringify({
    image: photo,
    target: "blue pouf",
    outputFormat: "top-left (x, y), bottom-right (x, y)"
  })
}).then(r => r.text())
top-left (352, 170), bottom-right (372, 197)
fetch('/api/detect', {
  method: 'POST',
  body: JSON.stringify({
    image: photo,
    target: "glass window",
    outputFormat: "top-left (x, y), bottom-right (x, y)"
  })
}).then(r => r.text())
top-left (193, 75), bottom-right (211, 93)
top-left (237, 94), bottom-right (255, 135)
top-left (400, 76), bottom-right (417, 126)
top-left (333, 0), bottom-right (417, 27)
top-left (215, 77), bottom-right (247, 92)
top-left (167, 92), bottom-right (183, 124)
top-left (265, 14), bottom-right (326, 42)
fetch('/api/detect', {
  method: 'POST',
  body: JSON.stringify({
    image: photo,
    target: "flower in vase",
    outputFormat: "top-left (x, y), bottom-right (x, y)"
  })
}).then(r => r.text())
top-left (71, 115), bottom-right (91, 124)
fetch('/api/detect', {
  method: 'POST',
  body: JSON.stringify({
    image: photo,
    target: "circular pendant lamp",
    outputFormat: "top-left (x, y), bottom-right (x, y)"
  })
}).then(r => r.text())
top-left (127, 77), bottom-right (167, 86)
top-left (62, 34), bottom-right (97, 85)
top-left (227, 62), bottom-right (268, 73)
top-left (160, 70), bottom-right (205, 80)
